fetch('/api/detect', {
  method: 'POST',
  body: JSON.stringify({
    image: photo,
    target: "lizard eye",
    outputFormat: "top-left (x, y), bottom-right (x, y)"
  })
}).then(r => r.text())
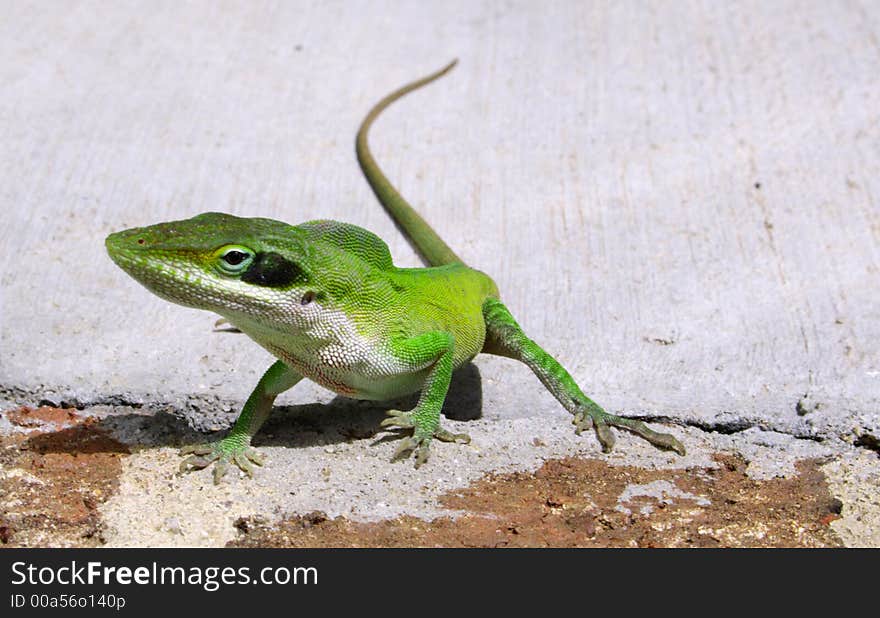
top-left (216, 245), bottom-right (254, 274)
top-left (223, 250), bottom-right (248, 265)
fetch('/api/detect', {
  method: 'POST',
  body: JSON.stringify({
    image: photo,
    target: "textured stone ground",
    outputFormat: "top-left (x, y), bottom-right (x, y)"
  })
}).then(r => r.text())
top-left (0, 402), bottom-right (876, 547)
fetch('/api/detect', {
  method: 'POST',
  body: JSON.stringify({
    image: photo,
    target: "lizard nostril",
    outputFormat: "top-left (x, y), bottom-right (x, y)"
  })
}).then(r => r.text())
top-left (137, 238), bottom-right (145, 245)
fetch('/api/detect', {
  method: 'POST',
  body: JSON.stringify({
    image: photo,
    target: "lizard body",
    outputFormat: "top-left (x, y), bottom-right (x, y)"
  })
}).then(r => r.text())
top-left (106, 60), bottom-right (684, 482)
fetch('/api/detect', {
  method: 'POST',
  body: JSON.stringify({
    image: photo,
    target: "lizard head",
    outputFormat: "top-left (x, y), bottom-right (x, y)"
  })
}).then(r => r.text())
top-left (105, 212), bottom-right (330, 331)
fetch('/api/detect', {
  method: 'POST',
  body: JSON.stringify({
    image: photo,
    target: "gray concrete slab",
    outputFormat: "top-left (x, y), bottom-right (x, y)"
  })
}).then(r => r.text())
top-left (1, 1), bottom-right (878, 546)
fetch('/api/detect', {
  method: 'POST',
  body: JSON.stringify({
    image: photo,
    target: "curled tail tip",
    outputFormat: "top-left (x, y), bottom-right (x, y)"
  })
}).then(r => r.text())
top-left (441, 58), bottom-right (459, 74)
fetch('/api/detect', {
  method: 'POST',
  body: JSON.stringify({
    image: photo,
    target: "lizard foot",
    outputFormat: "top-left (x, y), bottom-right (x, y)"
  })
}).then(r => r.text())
top-left (179, 439), bottom-right (266, 484)
top-left (380, 409), bottom-right (470, 468)
top-left (573, 408), bottom-right (685, 456)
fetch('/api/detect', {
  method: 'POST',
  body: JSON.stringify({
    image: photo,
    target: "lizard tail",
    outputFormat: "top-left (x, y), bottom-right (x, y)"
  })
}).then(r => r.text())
top-left (356, 59), bottom-right (463, 267)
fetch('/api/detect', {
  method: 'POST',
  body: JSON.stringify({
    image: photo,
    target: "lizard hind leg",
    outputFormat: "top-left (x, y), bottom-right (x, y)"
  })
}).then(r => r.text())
top-left (481, 298), bottom-right (685, 456)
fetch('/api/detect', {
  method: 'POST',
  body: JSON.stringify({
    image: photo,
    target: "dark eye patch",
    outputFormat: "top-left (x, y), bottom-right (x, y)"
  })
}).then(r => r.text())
top-left (240, 252), bottom-right (308, 288)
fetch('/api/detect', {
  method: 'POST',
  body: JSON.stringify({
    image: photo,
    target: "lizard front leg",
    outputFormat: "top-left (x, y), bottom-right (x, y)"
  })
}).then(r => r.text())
top-left (179, 359), bottom-right (303, 483)
top-left (379, 331), bottom-right (470, 467)
top-left (481, 298), bottom-right (685, 455)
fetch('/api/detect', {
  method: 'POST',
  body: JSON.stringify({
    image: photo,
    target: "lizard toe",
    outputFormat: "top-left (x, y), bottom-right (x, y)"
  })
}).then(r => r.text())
top-left (380, 409), bottom-right (415, 430)
top-left (178, 439), bottom-right (266, 482)
top-left (434, 427), bottom-right (471, 444)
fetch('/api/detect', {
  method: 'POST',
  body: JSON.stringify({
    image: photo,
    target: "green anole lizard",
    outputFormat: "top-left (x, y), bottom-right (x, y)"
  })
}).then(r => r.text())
top-left (106, 60), bottom-right (685, 483)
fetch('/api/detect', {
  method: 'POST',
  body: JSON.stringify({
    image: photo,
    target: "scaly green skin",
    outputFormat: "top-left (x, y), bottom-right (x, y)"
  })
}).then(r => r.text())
top-left (105, 60), bottom-right (684, 483)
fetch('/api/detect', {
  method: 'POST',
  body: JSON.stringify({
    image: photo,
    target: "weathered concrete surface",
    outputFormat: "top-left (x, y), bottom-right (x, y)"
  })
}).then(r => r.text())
top-left (1, 404), bottom-right (867, 547)
top-left (1, 1), bottom-right (878, 546)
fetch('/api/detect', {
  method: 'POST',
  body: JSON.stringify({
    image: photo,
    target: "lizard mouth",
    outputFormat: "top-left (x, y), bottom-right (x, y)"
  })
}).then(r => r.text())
top-left (106, 247), bottom-right (204, 309)
top-left (105, 231), bottom-right (224, 310)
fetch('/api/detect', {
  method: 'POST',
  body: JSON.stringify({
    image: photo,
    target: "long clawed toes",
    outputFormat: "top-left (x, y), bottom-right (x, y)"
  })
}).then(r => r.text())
top-left (391, 436), bottom-right (420, 462)
top-left (391, 437), bottom-right (431, 468)
top-left (572, 412), bottom-right (593, 435)
top-left (594, 422), bottom-right (616, 453)
top-left (573, 412), bottom-right (614, 452)
top-left (388, 428), bottom-right (468, 468)
top-left (380, 409), bottom-right (415, 430)
top-left (434, 427), bottom-right (471, 444)
top-left (381, 409), bottom-right (470, 467)
top-left (651, 433), bottom-right (686, 456)
top-left (232, 451), bottom-right (254, 478)
top-left (382, 410), bottom-right (428, 465)
top-left (212, 458), bottom-right (229, 484)
top-left (245, 447), bottom-right (266, 466)
top-left (610, 416), bottom-right (686, 456)
top-left (178, 449), bottom-right (221, 474)
top-left (414, 443), bottom-right (431, 468)
top-left (177, 443), bottom-right (266, 483)
top-left (574, 410), bottom-right (685, 456)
